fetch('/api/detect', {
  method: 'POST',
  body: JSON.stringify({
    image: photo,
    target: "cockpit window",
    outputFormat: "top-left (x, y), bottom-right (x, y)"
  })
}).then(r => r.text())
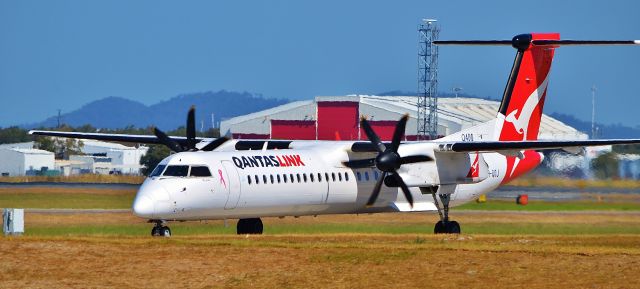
top-left (149, 165), bottom-right (166, 177)
top-left (190, 166), bottom-right (212, 177)
top-left (163, 165), bottom-right (189, 177)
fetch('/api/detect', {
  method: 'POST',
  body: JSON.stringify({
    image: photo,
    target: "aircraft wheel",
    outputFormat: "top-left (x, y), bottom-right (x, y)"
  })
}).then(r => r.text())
top-left (447, 221), bottom-right (461, 234)
top-left (237, 218), bottom-right (263, 235)
top-left (434, 221), bottom-right (461, 234)
top-left (160, 226), bottom-right (171, 237)
top-left (434, 221), bottom-right (446, 234)
top-left (151, 226), bottom-right (161, 236)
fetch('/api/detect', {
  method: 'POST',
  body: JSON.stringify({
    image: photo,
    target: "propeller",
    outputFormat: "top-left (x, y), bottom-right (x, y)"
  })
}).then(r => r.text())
top-left (343, 114), bottom-right (433, 208)
top-left (153, 106), bottom-right (228, 152)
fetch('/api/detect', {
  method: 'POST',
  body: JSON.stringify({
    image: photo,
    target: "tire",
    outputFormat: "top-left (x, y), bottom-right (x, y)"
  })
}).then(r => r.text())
top-left (161, 226), bottom-right (171, 237)
top-left (434, 221), bottom-right (446, 234)
top-left (446, 221), bottom-right (461, 234)
top-left (237, 219), bottom-right (247, 234)
top-left (237, 218), bottom-right (263, 235)
top-left (250, 218), bottom-right (263, 234)
top-left (151, 226), bottom-right (161, 236)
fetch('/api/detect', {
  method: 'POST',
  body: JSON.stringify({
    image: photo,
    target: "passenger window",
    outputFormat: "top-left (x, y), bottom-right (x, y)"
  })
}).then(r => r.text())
top-left (317, 173), bottom-right (322, 182)
top-left (190, 166), bottom-right (212, 177)
top-left (270, 175), bottom-right (274, 184)
top-left (364, 171), bottom-right (370, 181)
top-left (303, 174), bottom-right (308, 182)
top-left (150, 165), bottom-right (166, 177)
top-left (310, 174), bottom-right (314, 182)
top-left (263, 175), bottom-right (267, 184)
top-left (338, 173), bottom-right (342, 181)
top-left (297, 174), bottom-right (301, 183)
top-left (247, 175), bottom-right (252, 184)
top-left (277, 174), bottom-right (281, 183)
top-left (345, 172), bottom-right (349, 181)
top-left (356, 171), bottom-right (361, 181)
top-left (163, 165), bottom-right (189, 177)
top-left (255, 175), bottom-right (259, 184)
top-left (325, 173), bottom-right (329, 182)
top-left (290, 174), bottom-right (294, 183)
top-left (283, 174), bottom-right (288, 183)
top-left (331, 173), bottom-right (336, 182)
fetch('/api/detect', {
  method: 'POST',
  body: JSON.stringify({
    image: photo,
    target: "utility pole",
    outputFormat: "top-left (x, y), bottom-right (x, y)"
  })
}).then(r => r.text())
top-left (57, 109), bottom-right (61, 128)
top-left (591, 85), bottom-right (597, 139)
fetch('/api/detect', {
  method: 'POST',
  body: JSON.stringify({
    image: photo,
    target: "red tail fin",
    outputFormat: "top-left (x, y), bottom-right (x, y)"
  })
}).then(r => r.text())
top-left (496, 33), bottom-right (559, 141)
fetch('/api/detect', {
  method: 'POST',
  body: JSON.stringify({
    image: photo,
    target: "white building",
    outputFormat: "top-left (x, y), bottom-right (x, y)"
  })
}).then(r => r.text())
top-left (0, 141), bottom-right (35, 150)
top-left (76, 140), bottom-right (149, 175)
top-left (0, 148), bottom-right (55, 176)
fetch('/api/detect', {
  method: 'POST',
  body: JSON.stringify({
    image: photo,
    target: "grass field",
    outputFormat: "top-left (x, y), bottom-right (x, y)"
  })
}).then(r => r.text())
top-left (2, 211), bottom-right (640, 288)
top-left (2, 186), bottom-right (640, 211)
top-left (0, 187), bottom-right (136, 209)
top-left (2, 186), bottom-right (640, 288)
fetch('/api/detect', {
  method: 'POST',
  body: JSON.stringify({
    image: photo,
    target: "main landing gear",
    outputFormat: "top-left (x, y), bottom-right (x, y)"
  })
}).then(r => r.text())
top-left (151, 220), bottom-right (171, 237)
top-left (237, 218), bottom-right (263, 235)
top-left (432, 193), bottom-right (461, 234)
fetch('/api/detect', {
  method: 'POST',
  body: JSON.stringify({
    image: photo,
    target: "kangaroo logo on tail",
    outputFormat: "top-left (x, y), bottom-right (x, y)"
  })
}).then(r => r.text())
top-left (504, 75), bottom-right (550, 140)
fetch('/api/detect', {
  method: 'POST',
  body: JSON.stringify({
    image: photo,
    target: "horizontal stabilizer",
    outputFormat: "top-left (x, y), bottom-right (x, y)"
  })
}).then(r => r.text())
top-left (435, 40), bottom-right (640, 46)
top-left (437, 139), bottom-right (640, 153)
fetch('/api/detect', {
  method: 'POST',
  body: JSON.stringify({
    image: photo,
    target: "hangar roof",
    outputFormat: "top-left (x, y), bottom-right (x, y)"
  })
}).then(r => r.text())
top-left (2, 148), bottom-right (54, 155)
top-left (220, 95), bottom-right (588, 140)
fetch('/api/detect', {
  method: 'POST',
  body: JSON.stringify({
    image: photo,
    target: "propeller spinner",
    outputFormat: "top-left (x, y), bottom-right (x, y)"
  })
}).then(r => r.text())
top-left (343, 114), bottom-right (432, 208)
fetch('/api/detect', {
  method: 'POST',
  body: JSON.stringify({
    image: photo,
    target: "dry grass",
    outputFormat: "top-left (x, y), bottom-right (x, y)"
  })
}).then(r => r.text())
top-left (1, 234), bottom-right (639, 289)
top-left (0, 174), bottom-right (144, 184)
top-left (2, 212), bottom-right (640, 288)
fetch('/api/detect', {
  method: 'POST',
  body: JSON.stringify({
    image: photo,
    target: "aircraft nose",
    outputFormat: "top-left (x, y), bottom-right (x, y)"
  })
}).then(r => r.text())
top-left (132, 195), bottom-right (155, 218)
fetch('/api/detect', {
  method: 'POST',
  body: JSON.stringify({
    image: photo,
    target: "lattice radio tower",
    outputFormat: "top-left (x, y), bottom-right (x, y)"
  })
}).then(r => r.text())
top-left (417, 19), bottom-right (440, 140)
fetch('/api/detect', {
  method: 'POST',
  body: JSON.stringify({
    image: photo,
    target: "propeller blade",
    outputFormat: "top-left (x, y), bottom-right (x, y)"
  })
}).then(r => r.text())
top-left (153, 127), bottom-right (184, 152)
top-left (360, 117), bottom-right (385, 153)
top-left (392, 172), bottom-right (414, 208)
top-left (186, 106), bottom-right (197, 150)
top-left (391, 114), bottom-right (408, 152)
top-left (366, 171), bottom-right (388, 207)
top-left (400, 155), bottom-right (433, 164)
top-left (201, 137), bottom-right (230, 151)
top-left (342, 158), bottom-right (375, 168)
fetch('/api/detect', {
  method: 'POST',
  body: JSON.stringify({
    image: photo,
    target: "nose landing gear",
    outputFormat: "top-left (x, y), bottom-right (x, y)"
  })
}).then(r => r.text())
top-left (151, 220), bottom-right (171, 237)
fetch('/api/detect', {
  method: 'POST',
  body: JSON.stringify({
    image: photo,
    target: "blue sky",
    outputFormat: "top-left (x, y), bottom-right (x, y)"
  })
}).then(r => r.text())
top-left (1, 0), bottom-right (639, 127)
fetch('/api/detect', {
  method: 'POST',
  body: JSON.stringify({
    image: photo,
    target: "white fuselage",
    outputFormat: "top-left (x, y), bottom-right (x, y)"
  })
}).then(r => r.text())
top-left (132, 140), bottom-right (519, 221)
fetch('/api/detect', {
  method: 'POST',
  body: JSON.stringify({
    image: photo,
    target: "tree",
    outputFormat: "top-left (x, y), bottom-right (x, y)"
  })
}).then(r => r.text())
top-left (0, 126), bottom-right (32, 144)
top-left (140, 145), bottom-right (171, 175)
top-left (591, 152), bottom-right (619, 179)
top-left (613, 144), bottom-right (640, 154)
top-left (34, 136), bottom-right (83, 159)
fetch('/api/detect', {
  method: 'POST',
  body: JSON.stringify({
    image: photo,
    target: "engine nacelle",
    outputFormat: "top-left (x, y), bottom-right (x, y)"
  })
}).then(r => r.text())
top-left (397, 143), bottom-right (487, 186)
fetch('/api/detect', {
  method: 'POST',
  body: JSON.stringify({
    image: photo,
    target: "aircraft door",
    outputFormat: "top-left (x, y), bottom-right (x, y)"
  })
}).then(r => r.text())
top-left (221, 161), bottom-right (241, 210)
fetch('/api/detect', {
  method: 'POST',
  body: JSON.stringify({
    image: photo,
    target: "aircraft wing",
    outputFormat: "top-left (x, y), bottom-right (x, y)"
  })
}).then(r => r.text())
top-left (436, 139), bottom-right (640, 153)
top-left (28, 130), bottom-right (204, 146)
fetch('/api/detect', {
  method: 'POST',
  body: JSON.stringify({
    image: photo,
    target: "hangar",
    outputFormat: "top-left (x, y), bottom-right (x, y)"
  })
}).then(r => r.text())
top-left (0, 148), bottom-right (55, 176)
top-left (220, 95), bottom-right (587, 141)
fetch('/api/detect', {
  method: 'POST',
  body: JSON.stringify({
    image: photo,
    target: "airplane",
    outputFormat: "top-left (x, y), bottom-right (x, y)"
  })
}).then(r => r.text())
top-left (30, 33), bottom-right (640, 237)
